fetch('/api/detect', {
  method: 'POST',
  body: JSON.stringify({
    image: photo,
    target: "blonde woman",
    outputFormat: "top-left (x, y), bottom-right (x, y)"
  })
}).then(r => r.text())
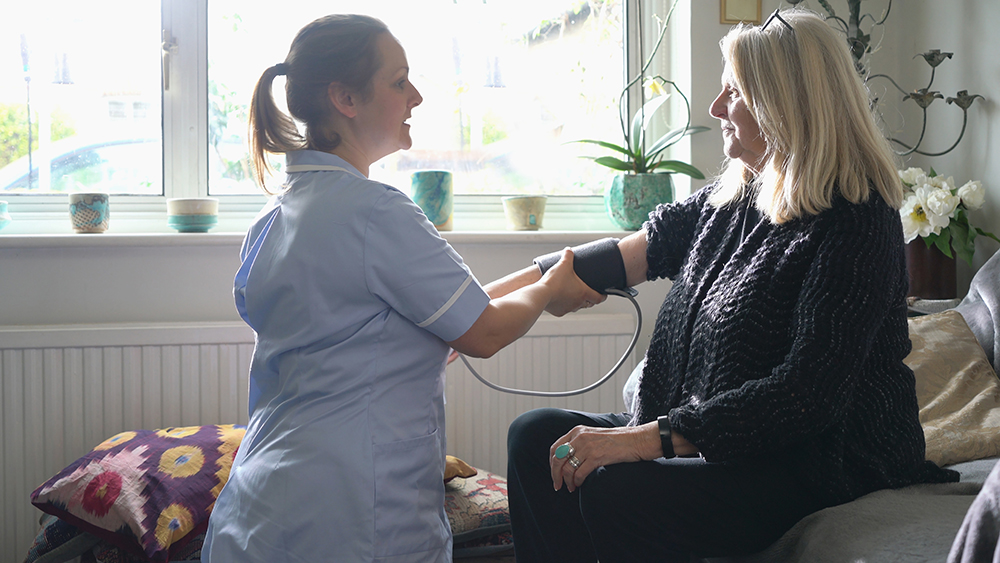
top-left (507, 10), bottom-right (958, 562)
top-left (202, 14), bottom-right (600, 563)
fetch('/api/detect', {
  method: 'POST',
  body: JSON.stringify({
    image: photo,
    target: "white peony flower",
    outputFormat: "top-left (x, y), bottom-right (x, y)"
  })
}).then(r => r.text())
top-left (900, 187), bottom-right (952, 243)
top-left (958, 180), bottom-right (985, 210)
top-left (900, 193), bottom-right (935, 243)
top-left (923, 186), bottom-right (960, 219)
top-left (926, 174), bottom-right (955, 191)
top-left (898, 167), bottom-right (927, 186)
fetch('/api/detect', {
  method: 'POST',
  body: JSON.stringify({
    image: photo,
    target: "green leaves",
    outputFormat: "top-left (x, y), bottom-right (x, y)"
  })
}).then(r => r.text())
top-left (573, 122), bottom-right (708, 176)
top-left (649, 160), bottom-right (705, 178)
top-left (920, 208), bottom-right (1000, 266)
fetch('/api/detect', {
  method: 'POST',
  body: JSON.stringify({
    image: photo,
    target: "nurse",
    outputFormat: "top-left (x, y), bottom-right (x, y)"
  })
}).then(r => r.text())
top-left (202, 13), bottom-right (602, 563)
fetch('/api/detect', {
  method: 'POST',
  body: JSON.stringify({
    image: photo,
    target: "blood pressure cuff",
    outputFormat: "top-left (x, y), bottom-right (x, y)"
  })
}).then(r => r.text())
top-left (533, 237), bottom-right (628, 295)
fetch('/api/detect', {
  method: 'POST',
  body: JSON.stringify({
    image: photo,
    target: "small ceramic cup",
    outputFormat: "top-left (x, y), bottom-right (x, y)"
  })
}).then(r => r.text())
top-left (502, 195), bottom-right (547, 231)
top-left (411, 170), bottom-right (453, 231)
top-left (0, 201), bottom-right (11, 231)
top-left (69, 193), bottom-right (110, 233)
top-left (166, 198), bottom-right (219, 233)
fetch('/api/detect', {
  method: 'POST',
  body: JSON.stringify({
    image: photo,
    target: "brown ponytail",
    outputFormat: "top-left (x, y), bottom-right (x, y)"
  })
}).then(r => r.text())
top-left (247, 14), bottom-right (390, 193)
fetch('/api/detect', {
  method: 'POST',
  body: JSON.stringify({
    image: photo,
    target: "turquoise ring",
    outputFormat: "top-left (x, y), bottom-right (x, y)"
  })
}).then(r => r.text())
top-left (555, 443), bottom-right (574, 459)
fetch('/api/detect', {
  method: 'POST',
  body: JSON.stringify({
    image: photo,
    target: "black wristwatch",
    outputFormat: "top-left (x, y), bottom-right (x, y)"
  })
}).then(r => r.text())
top-left (657, 415), bottom-right (676, 459)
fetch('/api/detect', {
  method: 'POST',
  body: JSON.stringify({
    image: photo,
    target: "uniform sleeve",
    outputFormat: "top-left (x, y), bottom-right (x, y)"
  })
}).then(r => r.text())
top-left (644, 185), bottom-right (714, 281)
top-left (363, 188), bottom-right (490, 342)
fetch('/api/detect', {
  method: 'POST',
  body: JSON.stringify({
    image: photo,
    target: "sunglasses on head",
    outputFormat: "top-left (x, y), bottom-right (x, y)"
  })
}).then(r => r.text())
top-left (761, 9), bottom-right (794, 33)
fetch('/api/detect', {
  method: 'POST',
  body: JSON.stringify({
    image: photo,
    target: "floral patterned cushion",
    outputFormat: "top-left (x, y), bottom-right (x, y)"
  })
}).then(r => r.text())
top-left (30, 424), bottom-right (245, 562)
top-left (445, 467), bottom-right (512, 549)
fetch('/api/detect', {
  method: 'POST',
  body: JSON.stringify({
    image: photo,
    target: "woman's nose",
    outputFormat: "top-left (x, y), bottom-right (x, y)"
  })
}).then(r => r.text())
top-left (709, 91), bottom-right (726, 120)
top-left (411, 86), bottom-right (423, 108)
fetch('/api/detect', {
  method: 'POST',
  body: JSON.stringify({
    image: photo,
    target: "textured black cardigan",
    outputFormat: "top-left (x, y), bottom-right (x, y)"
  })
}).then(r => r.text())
top-left (633, 184), bottom-right (958, 507)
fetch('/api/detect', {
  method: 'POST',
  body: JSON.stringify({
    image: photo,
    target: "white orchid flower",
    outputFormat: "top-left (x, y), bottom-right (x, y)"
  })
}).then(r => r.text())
top-left (958, 180), bottom-right (985, 210)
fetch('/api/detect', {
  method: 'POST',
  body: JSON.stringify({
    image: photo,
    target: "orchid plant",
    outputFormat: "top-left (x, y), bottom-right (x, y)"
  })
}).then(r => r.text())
top-left (573, 0), bottom-right (707, 179)
top-left (899, 167), bottom-right (999, 265)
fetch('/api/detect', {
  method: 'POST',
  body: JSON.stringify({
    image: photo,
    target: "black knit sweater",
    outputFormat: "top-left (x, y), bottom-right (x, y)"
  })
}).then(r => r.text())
top-left (633, 184), bottom-right (958, 507)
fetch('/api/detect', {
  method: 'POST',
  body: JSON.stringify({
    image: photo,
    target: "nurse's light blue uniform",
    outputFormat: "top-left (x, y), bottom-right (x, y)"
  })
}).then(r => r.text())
top-left (203, 150), bottom-right (490, 563)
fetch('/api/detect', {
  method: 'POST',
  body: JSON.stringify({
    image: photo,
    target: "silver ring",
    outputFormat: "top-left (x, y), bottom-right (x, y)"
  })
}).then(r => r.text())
top-left (568, 455), bottom-right (582, 469)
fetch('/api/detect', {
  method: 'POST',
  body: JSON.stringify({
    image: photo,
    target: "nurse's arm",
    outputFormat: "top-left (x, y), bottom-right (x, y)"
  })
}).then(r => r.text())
top-left (482, 265), bottom-right (542, 299)
top-left (484, 231), bottom-right (650, 300)
top-left (449, 249), bottom-right (601, 359)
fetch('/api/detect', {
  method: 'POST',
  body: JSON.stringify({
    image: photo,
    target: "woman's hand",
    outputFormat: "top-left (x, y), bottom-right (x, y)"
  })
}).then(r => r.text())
top-left (539, 248), bottom-right (606, 316)
top-left (549, 422), bottom-right (699, 492)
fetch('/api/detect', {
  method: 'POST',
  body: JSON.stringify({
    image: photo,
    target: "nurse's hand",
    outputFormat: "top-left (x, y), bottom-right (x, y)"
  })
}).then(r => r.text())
top-left (448, 249), bottom-right (603, 359)
top-left (539, 248), bottom-right (606, 317)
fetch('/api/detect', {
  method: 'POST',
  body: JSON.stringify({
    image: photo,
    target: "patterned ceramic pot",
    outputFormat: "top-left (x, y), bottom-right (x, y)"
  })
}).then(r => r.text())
top-left (605, 173), bottom-right (674, 231)
top-left (69, 193), bottom-right (110, 233)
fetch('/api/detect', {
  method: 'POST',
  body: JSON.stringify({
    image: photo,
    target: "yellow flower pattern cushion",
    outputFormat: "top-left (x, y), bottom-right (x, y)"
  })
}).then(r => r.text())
top-left (30, 424), bottom-right (246, 562)
top-left (907, 310), bottom-right (1000, 467)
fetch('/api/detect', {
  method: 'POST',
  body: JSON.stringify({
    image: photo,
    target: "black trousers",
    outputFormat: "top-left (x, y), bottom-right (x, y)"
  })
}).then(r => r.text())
top-left (507, 408), bottom-right (826, 563)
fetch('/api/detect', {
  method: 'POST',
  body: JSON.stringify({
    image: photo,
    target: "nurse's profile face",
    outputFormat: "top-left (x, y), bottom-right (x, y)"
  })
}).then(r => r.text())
top-left (355, 34), bottom-right (424, 161)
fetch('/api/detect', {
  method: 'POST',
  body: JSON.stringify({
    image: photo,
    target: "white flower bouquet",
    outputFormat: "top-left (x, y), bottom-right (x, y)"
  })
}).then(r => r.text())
top-left (899, 167), bottom-right (999, 265)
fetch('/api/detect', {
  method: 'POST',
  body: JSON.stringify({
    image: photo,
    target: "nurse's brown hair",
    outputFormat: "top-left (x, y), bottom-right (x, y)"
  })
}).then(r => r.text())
top-left (249, 14), bottom-right (389, 192)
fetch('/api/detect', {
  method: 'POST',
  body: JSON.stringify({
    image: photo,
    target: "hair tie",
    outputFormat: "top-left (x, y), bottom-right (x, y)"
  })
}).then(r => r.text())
top-left (274, 63), bottom-right (288, 76)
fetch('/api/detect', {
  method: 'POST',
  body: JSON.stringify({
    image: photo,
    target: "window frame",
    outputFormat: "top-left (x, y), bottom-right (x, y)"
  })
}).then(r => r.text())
top-left (3, 0), bottom-right (687, 235)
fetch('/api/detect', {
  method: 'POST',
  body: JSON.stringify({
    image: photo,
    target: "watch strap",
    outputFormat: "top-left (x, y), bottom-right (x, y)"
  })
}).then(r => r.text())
top-left (657, 415), bottom-right (676, 459)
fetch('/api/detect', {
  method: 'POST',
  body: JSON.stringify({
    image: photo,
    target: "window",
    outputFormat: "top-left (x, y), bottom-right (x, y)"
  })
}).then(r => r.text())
top-left (207, 0), bottom-right (625, 197)
top-left (0, 0), bottom-right (681, 233)
top-left (0, 1), bottom-right (162, 195)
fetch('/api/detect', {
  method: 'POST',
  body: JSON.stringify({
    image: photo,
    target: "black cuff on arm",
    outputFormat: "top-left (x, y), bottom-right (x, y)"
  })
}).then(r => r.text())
top-left (533, 238), bottom-right (628, 294)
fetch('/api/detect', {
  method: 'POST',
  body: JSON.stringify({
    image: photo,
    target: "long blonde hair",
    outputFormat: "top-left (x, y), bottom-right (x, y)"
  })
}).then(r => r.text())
top-left (709, 10), bottom-right (902, 222)
top-left (248, 14), bottom-right (389, 192)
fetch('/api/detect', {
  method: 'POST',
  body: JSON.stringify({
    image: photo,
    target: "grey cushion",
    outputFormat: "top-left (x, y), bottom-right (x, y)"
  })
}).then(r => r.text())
top-left (954, 250), bottom-right (1000, 374)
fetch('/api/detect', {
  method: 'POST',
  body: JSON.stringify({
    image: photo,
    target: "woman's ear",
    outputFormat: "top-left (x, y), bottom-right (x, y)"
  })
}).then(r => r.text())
top-left (328, 83), bottom-right (358, 118)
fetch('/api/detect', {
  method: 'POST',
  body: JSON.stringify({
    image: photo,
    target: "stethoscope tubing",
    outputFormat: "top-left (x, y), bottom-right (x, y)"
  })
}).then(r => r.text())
top-left (459, 288), bottom-right (642, 397)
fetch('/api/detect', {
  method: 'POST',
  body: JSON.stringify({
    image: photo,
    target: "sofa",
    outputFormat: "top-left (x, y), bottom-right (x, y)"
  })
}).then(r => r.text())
top-left (705, 248), bottom-right (1000, 563)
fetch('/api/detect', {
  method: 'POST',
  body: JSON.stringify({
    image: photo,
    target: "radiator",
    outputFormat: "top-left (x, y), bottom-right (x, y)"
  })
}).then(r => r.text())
top-left (0, 314), bottom-right (636, 561)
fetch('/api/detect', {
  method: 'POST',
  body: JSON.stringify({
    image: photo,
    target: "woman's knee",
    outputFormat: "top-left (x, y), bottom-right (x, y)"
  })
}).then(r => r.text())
top-left (508, 408), bottom-right (574, 454)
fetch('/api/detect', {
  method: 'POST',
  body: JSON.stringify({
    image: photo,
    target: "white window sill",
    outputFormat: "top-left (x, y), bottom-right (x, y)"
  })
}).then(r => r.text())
top-left (0, 194), bottom-right (636, 244)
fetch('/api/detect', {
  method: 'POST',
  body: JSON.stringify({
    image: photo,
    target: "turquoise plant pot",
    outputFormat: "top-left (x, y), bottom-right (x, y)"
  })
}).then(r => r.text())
top-left (0, 201), bottom-right (10, 231)
top-left (605, 173), bottom-right (674, 230)
top-left (168, 214), bottom-right (218, 233)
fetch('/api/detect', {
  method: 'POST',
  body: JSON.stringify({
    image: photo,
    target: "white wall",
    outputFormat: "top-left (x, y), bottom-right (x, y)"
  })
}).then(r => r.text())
top-left (887, 0), bottom-right (1000, 288)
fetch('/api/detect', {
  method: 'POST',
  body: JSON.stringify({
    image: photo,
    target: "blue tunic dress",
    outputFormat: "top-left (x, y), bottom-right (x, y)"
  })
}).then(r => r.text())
top-left (203, 150), bottom-right (490, 562)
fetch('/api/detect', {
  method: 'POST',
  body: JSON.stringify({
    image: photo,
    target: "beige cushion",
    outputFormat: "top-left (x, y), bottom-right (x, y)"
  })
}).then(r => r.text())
top-left (907, 309), bottom-right (1000, 467)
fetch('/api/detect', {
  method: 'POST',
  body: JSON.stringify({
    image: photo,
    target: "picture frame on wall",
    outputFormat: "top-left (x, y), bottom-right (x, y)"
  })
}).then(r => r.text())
top-left (721, 0), bottom-right (762, 24)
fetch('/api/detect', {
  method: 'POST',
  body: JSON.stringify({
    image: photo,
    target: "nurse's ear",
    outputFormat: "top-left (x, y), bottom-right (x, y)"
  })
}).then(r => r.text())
top-left (328, 82), bottom-right (358, 118)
